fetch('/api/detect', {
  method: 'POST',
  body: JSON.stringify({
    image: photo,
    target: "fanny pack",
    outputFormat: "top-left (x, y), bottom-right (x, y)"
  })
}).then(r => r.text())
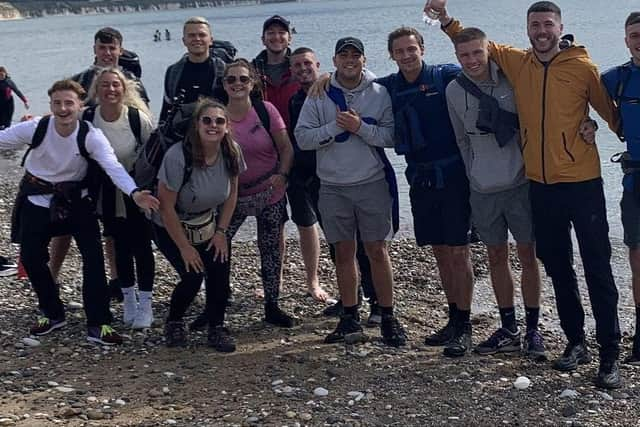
top-left (236, 186), bottom-right (273, 217)
top-left (181, 210), bottom-right (215, 245)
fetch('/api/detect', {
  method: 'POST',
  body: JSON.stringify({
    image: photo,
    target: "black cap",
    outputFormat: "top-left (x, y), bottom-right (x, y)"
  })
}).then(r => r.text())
top-left (263, 15), bottom-right (291, 34)
top-left (334, 37), bottom-right (364, 55)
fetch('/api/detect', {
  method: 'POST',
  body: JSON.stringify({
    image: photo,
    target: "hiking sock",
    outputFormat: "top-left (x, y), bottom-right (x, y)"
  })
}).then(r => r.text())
top-left (525, 306), bottom-right (540, 332)
top-left (499, 306), bottom-right (517, 332)
top-left (457, 309), bottom-right (471, 328)
top-left (380, 305), bottom-right (394, 318)
top-left (343, 304), bottom-right (359, 318)
top-left (448, 303), bottom-right (458, 323)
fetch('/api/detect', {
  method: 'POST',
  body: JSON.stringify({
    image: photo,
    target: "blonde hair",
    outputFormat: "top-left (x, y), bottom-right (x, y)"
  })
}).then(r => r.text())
top-left (87, 67), bottom-right (152, 119)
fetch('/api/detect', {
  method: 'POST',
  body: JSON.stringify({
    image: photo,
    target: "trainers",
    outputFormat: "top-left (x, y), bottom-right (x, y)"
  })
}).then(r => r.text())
top-left (0, 256), bottom-right (17, 268)
top-left (475, 327), bottom-right (521, 355)
top-left (0, 262), bottom-right (17, 277)
top-left (595, 359), bottom-right (623, 389)
top-left (87, 325), bottom-right (123, 346)
top-left (523, 329), bottom-right (547, 360)
top-left (325, 314), bottom-right (367, 344)
top-left (443, 324), bottom-right (472, 358)
top-left (623, 335), bottom-right (640, 366)
top-left (29, 317), bottom-right (67, 336)
top-left (424, 321), bottom-right (457, 346)
top-left (366, 302), bottom-right (382, 327)
top-left (323, 300), bottom-right (344, 317)
top-left (265, 304), bottom-right (299, 328)
top-left (380, 315), bottom-right (407, 347)
top-left (552, 341), bottom-right (591, 371)
top-left (208, 326), bottom-right (236, 353)
top-left (189, 311), bottom-right (208, 331)
top-left (108, 278), bottom-right (124, 303)
top-left (165, 320), bottom-right (188, 348)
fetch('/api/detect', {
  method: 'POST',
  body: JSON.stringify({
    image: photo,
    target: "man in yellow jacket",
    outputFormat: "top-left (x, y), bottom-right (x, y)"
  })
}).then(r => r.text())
top-left (433, 0), bottom-right (622, 389)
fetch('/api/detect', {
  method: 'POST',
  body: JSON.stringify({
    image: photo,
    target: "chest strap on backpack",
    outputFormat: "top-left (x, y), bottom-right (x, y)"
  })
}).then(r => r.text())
top-left (611, 151), bottom-right (640, 174)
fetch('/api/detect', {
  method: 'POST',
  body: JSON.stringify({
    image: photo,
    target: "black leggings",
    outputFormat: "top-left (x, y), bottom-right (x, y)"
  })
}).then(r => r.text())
top-left (0, 97), bottom-right (14, 129)
top-left (153, 224), bottom-right (230, 327)
top-left (104, 197), bottom-right (155, 291)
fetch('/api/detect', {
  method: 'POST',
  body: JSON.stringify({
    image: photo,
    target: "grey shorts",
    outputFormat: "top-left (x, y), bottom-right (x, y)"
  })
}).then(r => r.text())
top-left (318, 178), bottom-right (393, 244)
top-left (621, 190), bottom-right (640, 249)
top-left (469, 183), bottom-right (534, 246)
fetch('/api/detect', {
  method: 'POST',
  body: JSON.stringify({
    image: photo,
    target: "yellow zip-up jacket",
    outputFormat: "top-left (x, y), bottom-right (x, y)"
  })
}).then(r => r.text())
top-left (444, 20), bottom-right (620, 184)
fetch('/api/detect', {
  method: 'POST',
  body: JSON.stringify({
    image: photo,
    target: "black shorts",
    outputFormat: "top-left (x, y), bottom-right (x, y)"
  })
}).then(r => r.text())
top-left (409, 179), bottom-right (471, 246)
top-left (286, 160), bottom-right (320, 227)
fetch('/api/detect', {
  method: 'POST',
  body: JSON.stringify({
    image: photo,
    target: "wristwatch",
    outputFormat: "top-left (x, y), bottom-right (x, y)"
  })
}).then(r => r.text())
top-left (215, 226), bottom-right (228, 236)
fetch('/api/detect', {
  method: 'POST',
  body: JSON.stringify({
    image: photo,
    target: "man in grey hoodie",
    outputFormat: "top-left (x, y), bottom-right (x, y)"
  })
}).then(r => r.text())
top-left (445, 27), bottom-right (545, 359)
top-left (295, 37), bottom-right (406, 347)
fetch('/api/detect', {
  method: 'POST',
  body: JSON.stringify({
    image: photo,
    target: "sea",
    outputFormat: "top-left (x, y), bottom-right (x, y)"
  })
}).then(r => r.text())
top-left (0, 0), bottom-right (637, 244)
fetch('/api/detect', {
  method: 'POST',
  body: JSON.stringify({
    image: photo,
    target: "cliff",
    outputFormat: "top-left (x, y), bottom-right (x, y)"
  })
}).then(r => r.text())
top-left (0, 0), bottom-right (294, 19)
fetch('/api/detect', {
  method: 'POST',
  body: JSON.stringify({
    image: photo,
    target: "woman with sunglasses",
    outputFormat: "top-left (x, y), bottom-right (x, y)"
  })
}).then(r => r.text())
top-left (155, 98), bottom-right (244, 351)
top-left (223, 59), bottom-right (296, 327)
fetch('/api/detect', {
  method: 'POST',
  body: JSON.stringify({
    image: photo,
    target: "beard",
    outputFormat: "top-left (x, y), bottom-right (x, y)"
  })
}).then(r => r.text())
top-left (529, 34), bottom-right (560, 56)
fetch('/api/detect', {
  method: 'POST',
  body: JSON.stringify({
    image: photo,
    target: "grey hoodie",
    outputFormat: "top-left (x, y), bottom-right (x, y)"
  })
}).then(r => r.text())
top-left (445, 61), bottom-right (527, 194)
top-left (294, 70), bottom-right (394, 186)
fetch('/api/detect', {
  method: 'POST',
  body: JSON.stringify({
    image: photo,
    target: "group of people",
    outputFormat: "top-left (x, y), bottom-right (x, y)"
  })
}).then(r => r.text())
top-left (0, 0), bottom-right (638, 391)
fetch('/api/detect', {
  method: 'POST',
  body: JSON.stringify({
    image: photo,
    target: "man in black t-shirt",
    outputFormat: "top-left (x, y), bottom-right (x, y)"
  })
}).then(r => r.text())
top-left (160, 17), bottom-right (227, 124)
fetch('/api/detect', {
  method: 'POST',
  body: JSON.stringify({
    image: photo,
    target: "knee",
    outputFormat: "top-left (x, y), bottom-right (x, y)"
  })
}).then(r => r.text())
top-left (335, 242), bottom-right (356, 265)
top-left (487, 245), bottom-right (508, 267)
top-left (364, 242), bottom-right (388, 263)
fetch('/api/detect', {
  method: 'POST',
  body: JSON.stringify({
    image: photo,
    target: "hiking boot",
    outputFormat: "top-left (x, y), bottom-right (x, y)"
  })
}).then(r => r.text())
top-left (189, 311), bottom-right (208, 331)
top-left (552, 341), bottom-right (591, 371)
top-left (424, 321), bottom-right (457, 346)
top-left (475, 327), bottom-right (521, 355)
top-left (265, 304), bottom-right (299, 328)
top-left (323, 299), bottom-right (344, 317)
top-left (29, 316), bottom-right (67, 336)
top-left (443, 324), bottom-right (472, 358)
top-left (108, 278), bottom-right (124, 303)
top-left (164, 320), bottom-right (187, 348)
top-left (208, 326), bottom-right (236, 353)
top-left (623, 335), bottom-right (640, 366)
top-left (87, 325), bottom-right (123, 346)
top-left (325, 314), bottom-right (366, 344)
top-left (380, 315), bottom-right (407, 347)
top-left (523, 329), bottom-right (547, 361)
top-left (595, 359), bottom-right (623, 389)
top-left (366, 302), bottom-right (382, 327)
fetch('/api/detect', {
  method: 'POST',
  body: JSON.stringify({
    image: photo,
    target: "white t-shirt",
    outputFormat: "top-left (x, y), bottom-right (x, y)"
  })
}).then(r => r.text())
top-left (91, 106), bottom-right (153, 217)
top-left (0, 117), bottom-right (138, 208)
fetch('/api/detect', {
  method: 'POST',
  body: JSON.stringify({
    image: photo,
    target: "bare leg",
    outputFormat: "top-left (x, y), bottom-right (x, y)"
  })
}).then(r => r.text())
top-left (363, 241), bottom-right (393, 307)
top-left (49, 235), bottom-right (72, 283)
top-left (298, 224), bottom-right (329, 301)
top-left (517, 242), bottom-right (541, 308)
top-left (334, 240), bottom-right (358, 307)
top-left (486, 244), bottom-right (515, 308)
top-left (104, 237), bottom-right (118, 280)
top-left (432, 245), bottom-right (455, 304)
top-left (449, 245), bottom-right (474, 311)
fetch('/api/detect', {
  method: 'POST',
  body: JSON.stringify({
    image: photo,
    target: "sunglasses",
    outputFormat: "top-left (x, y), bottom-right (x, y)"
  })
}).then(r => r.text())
top-left (224, 75), bottom-right (251, 84)
top-left (200, 116), bottom-right (227, 126)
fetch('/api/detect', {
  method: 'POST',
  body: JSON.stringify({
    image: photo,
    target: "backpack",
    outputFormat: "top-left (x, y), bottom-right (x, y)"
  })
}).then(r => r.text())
top-left (81, 105), bottom-right (143, 148)
top-left (210, 40), bottom-right (237, 64)
top-left (118, 49), bottom-right (142, 79)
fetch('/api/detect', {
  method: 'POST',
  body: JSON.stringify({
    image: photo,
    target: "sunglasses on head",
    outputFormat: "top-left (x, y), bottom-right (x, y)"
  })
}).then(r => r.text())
top-left (200, 116), bottom-right (227, 126)
top-left (224, 75), bottom-right (251, 84)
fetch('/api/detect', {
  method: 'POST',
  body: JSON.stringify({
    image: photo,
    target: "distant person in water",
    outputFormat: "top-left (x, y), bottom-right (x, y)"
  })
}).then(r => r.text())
top-left (165, 29), bottom-right (171, 41)
top-left (0, 66), bottom-right (29, 130)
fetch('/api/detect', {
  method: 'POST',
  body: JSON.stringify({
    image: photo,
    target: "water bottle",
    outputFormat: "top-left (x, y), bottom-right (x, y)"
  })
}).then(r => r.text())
top-left (423, 0), bottom-right (444, 26)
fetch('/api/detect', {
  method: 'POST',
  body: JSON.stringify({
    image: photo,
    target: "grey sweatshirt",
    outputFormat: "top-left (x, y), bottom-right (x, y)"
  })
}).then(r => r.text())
top-left (294, 70), bottom-right (394, 186)
top-left (445, 61), bottom-right (527, 194)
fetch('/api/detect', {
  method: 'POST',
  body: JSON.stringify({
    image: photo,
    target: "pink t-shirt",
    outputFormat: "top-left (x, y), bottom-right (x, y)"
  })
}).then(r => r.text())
top-left (230, 101), bottom-right (286, 204)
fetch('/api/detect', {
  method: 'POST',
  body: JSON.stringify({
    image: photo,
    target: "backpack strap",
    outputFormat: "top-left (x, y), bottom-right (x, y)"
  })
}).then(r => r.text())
top-left (454, 73), bottom-right (486, 100)
top-left (76, 120), bottom-right (91, 159)
top-left (252, 98), bottom-right (276, 144)
top-left (181, 142), bottom-right (194, 189)
top-left (615, 61), bottom-right (633, 104)
top-left (127, 106), bottom-right (142, 147)
top-left (81, 106), bottom-right (96, 123)
top-left (21, 116), bottom-right (51, 166)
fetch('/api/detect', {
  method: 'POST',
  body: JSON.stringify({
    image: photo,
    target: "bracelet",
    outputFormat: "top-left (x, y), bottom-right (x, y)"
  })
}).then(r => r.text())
top-left (277, 171), bottom-right (290, 180)
top-left (215, 226), bottom-right (227, 236)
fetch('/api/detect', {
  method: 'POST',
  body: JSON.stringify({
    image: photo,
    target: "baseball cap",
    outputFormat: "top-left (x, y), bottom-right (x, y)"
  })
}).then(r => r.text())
top-left (263, 15), bottom-right (291, 34)
top-left (334, 37), bottom-right (365, 55)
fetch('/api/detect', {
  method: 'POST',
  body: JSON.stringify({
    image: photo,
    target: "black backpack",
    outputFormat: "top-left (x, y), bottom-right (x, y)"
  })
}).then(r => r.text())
top-left (118, 49), bottom-right (142, 79)
top-left (210, 40), bottom-right (237, 64)
top-left (81, 105), bottom-right (143, 148)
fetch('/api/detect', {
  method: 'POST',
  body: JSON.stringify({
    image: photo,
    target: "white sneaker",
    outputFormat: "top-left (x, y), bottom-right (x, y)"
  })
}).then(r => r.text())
top-left (121, 287), bottom-right (137, 326)
top-left (132, 291), bottom-right (153, 329)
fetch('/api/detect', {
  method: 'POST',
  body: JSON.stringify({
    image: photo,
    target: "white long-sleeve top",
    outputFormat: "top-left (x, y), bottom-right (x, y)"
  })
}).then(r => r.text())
top-left (0, 117), bottom-right (138, 208)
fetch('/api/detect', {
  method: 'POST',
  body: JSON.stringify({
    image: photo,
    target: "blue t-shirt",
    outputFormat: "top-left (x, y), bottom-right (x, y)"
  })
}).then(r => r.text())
top-left (602, 61), bottom-right (640, 191)
top-left (377, 62), bottom-right (466, 187)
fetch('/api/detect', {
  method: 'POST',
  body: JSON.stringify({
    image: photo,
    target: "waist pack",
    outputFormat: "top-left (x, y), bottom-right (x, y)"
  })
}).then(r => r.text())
top-left (181, 210), bottom-right (215, 245)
